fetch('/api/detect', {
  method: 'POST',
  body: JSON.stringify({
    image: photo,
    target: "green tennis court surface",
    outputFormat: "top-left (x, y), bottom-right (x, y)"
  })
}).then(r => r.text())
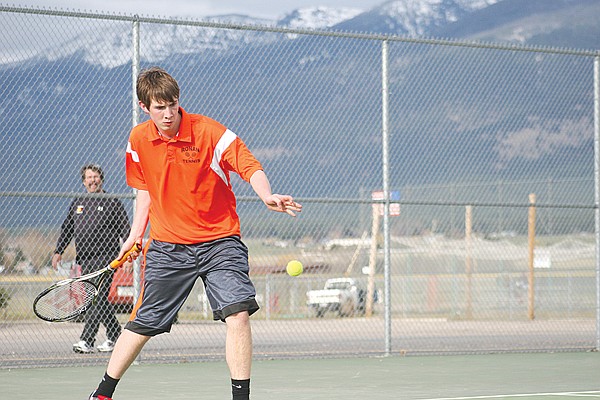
top-left (2, 352), bottom-right (598, 399)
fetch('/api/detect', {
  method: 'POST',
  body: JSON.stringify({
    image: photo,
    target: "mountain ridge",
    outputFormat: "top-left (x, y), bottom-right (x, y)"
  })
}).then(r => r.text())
top-left (0, 0), bottom-right (596, 229)
top-left (3, 0), bottom-right (598, 70)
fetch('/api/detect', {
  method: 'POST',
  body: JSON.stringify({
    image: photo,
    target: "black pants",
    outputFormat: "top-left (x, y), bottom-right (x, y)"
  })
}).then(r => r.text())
top-left (79, 257), bottom-right (122, 345)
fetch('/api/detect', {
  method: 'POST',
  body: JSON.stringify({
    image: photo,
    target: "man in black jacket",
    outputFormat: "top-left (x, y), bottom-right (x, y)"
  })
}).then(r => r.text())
top-left (52, 164), bottom-right (130, 353)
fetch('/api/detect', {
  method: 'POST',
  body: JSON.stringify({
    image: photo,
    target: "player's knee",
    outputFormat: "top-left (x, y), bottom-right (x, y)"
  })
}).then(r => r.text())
top-left (225, 311), bottom-right (250, 327)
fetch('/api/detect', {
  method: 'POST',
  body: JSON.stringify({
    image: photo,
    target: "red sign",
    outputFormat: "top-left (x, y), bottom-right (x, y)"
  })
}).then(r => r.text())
top-left (371, 191), bottom-right (400, 216)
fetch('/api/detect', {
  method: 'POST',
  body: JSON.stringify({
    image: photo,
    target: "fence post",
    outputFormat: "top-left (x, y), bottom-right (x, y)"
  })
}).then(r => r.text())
top-left (381, 39), bottom-right (392, 356)
top-left (593, 56), bottom-right (600, 350)
top-left (465, 205), bottom-right (473, 319)
top-left (366, 206), bottom-right (380, 318)
top-left (528, 193), bottom-right (536, 320)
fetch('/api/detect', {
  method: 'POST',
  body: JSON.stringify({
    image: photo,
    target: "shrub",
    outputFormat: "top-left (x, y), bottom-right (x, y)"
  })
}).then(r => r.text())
top-left (0, 287), bottom-right (10, 310)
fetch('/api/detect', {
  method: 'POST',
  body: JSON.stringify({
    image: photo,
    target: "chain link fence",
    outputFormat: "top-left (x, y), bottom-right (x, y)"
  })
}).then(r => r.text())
top-left (0, 6), bottom-right (599, 368)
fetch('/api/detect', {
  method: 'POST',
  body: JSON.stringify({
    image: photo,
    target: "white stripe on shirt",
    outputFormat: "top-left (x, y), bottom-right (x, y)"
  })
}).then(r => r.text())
top-left (126, 142), bottom-right (140, 163)
top-left (210, 129), bottom-right (237, 185)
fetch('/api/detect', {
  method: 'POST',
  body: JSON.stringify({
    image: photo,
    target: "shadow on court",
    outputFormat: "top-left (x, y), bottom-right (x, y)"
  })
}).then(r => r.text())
top-left (2, 351), bottom-right (599, 399)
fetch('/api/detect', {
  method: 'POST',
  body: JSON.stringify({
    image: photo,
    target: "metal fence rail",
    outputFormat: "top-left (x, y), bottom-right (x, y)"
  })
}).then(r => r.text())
top-left (0, 6), bottom-right (598, 368)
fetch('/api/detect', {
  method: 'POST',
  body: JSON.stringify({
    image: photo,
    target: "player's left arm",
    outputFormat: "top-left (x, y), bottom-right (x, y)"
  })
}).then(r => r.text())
top-left (249, 170), bottom-right (302, 217)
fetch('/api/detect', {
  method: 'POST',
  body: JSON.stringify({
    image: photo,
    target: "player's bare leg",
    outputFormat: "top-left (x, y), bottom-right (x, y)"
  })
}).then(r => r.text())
top-left (225, 311), bottom-right (252, 399)
top-left (90, 330), bottom-right (150, 399)
top-left (226, 311), bottom-right (252, 378)
top-left (106, 329), bottom-right (150, 378)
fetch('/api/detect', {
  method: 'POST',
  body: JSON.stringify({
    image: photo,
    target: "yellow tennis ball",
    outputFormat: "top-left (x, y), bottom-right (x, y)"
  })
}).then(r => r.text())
top-left (286, 260), bottom-right (303, 276)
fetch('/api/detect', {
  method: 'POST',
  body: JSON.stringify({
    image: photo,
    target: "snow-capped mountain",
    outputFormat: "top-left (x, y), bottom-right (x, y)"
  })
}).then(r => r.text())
top-left (8, 6), bottom-right (367, 69)
top-left (1, 0), bottom-right (596, 226)
top-left (3, 0), bottom-right (597, 69)
top-left (384, 0), bottom-right (499, 32)
top-left (277, 6), bottom-right (363, 30)
top-left (434, 0), bottom-right (600, 49)
top-left (332, 0), bottom-right (497, 36)
top-left (2, 1), bottom-right (501, 69)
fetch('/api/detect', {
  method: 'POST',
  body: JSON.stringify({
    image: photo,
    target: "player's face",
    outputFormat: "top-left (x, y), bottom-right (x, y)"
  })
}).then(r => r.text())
top-left (82, 169), bottom-right (103, 193)
top-left (141, 98), bottom-right (181, 138)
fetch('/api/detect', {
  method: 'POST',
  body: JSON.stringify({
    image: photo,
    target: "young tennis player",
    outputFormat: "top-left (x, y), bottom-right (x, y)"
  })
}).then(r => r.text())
top-left (88, 67), bottom-right (301, 400)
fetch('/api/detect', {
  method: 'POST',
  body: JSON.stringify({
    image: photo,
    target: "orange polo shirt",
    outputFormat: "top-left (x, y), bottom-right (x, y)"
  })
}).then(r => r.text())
top-left (125, 107), bottom-right (263, 244)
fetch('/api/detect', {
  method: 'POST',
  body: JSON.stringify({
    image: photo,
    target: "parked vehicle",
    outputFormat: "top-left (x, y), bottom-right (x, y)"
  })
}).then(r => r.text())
top-left (306, 277), bottom-right (377, 317)
top-left (108, 267), bottom-right (143, 313)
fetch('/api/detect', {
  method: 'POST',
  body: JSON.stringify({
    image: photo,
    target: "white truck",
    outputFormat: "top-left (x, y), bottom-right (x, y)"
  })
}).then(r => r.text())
top-left (306, 278), bottom-right (373, 317)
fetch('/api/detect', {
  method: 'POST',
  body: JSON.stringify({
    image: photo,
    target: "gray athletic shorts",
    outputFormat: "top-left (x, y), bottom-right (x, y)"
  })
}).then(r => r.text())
top-left (125, 236), bottom-right (259, 336)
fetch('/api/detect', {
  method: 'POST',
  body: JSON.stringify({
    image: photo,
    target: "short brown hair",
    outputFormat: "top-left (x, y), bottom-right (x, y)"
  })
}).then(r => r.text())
top-left (136, 67), bottom-right (180, 108)
top-left (80, 163), bottom-right (104, 181)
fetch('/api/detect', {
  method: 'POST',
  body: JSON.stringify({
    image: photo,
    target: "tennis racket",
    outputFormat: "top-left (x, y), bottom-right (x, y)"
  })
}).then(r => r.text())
top-left (33, 243), bottom-right (142, 322)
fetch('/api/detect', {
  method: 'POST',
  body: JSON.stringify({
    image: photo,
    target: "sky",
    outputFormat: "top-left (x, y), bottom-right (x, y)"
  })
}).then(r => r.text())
top-left (9, 0), bottom-right (386, 19)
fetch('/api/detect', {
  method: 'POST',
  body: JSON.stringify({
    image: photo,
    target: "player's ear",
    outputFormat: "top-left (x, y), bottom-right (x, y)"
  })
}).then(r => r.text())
top-left (139, 101), bottom-right (149, 114)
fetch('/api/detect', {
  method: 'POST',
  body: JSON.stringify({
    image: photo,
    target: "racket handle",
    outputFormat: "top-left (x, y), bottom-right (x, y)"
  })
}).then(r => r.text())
top-left (109, 242), bottom-right (142, 269)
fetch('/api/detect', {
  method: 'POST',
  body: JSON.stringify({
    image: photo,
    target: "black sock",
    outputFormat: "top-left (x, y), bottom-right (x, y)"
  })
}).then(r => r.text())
top-left (93, 372), bottom-right (120, 398)
top-left (231, 378), bottom-right (250, 400)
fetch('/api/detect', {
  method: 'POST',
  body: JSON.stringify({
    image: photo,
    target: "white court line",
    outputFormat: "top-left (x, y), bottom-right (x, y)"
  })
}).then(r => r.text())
top-left (423, 391), bottom-right (600, 400)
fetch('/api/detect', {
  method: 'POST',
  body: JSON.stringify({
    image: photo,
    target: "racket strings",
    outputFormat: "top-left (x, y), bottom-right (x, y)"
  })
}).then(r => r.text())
top-left (34, 281), bottom-right (97, 321)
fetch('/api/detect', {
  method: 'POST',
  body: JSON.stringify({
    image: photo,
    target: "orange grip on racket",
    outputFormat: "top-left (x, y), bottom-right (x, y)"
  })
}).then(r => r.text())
top-left (108, 242), bottom-right (142, 270)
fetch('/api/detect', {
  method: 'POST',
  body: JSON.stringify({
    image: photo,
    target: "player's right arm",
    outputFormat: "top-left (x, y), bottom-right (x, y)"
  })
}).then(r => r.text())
top-left (119, 189), bottom-right (150, 262)
top-left (122, 134), bottom-right (149, 262)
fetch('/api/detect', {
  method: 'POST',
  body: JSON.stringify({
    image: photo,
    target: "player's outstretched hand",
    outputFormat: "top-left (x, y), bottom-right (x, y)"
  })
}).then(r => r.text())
top-left (264, 194), bottom-right (302, 217)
